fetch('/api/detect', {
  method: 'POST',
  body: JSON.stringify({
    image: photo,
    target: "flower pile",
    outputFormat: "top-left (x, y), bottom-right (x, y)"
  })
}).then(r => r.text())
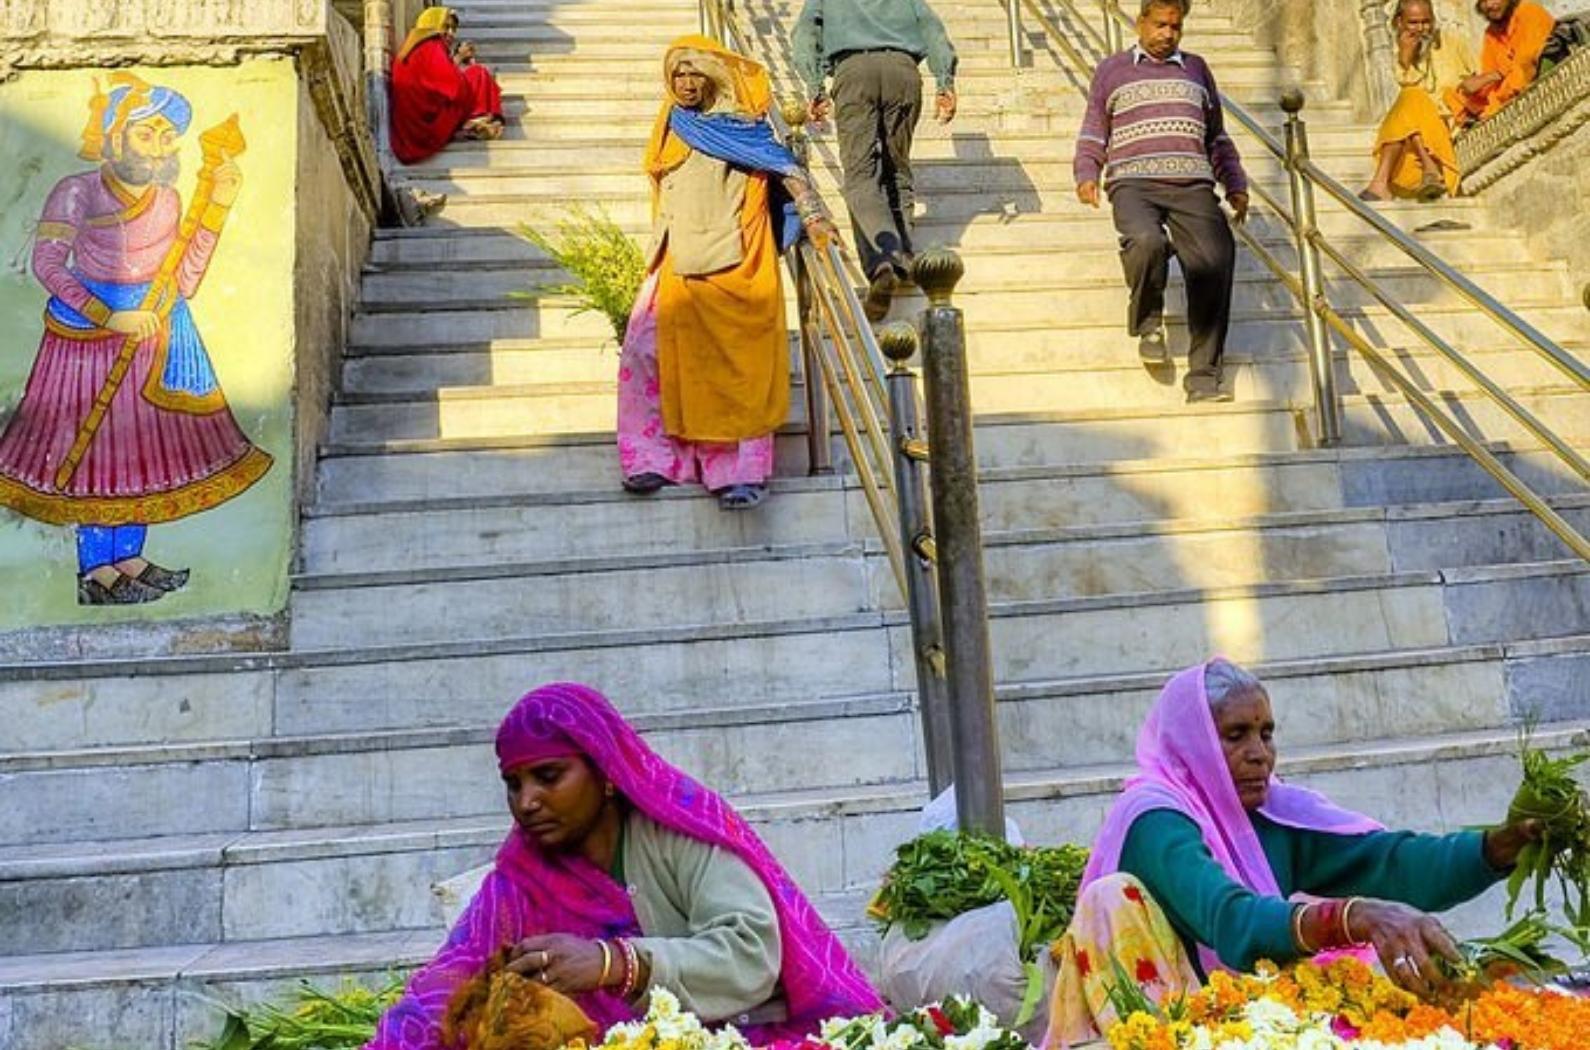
top-left (1106, 956), bottom-right (1590, 1050)
top-left (816, 997), bottom-right (1030, 1050)
top-left (585, 989), bottom-right (754, 1050)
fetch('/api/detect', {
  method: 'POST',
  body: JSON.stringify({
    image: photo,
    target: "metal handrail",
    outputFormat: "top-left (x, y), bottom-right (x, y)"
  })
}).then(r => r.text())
top-left (1025, 0), bottom-right (1590, 561)
top-left (701, 0), bottom-right (916, 598)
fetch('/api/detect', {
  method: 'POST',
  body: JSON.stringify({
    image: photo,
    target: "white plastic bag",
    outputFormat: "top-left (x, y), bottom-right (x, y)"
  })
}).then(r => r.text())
top-left (877, 899), bottom-right (1056, 1044)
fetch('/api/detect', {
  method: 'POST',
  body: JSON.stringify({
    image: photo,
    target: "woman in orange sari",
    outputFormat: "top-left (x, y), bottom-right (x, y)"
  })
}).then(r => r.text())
top-left (617, 36), bottom-right (835, 510)
top-left (1362, 0), bottom-right (1475, 202)
top-left (390, 6), bottom-right (505, 165)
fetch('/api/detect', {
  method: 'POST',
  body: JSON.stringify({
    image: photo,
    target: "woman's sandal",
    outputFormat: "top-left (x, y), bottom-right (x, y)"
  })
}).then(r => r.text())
top-left (1416, 172), bottom-right (1447, 202)
top-left (1357, 187), bottom-right (1389, 202)
top-left (716, 483), bottom-right (767, 510)
top-left (622, 472), bottom-right (673, 495)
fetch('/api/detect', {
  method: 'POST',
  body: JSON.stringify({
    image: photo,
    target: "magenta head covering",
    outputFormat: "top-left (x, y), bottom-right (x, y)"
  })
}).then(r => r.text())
top-left (370, 683), bottom-right (882, 1050)
top-left (1081, 660), bottom-right (1382, 972)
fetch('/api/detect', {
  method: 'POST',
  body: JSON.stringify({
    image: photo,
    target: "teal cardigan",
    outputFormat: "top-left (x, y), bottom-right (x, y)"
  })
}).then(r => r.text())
top-left (1118, 809), bottom-right (1504, 974)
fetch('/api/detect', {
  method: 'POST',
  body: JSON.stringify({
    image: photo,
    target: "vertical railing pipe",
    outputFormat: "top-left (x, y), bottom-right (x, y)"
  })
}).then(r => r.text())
top-left (1007, 0), bottom-right (1024, 68)
top-left (781, 103), bottom-right (834, 475)
top-left (1103, 0), bottom-right (1123, 53)
top-left (1280, 90), bottom-right (1342, 447)
top-left (363, 0), bottom-right (395, 162)
top-left (878, 322), bottom-right (953, 795)
top-left (913, 248), bottom-right (1005, 835)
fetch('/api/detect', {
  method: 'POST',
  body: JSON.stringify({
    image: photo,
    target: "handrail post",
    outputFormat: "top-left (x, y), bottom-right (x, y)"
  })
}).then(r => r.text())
top-left (1280, 90), bottom-right (1343, 447)
top-left (1103, 0), bottom-right (1122, 53)
top-left (781, 101), bottom-right (834, 475)
top-left (1007, 0), bottom-right (1024, 68)
top-left (913, 248), bottom-right (1005, 835)
top-left (879, 323), bottom-right (954, 796)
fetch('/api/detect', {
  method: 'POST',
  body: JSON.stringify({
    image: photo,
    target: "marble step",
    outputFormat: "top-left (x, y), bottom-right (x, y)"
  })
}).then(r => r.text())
top-left (4, 711), bottom-right (1588, 967)
top-left (7, 560), bottom-right (1590, 846)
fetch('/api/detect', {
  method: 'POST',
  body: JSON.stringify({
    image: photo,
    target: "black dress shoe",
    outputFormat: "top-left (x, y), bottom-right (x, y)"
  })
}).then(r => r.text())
top-left (136, 562), bottom-right (190, 592)
top-left (622, 472), bottom-right (673, 495)
top-left (78, 573), bottom-right (165, 606)
top-left (863, 268), bottom-right (897, 323)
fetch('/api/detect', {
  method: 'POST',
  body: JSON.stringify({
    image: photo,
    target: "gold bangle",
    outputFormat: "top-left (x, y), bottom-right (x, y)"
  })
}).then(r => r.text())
top-left (1340, 897), bottom-right (1360, 945)
top-left (597, 939), bottom-right (613, 987)
top-left (1292, 903), bottom-right (1317, 955)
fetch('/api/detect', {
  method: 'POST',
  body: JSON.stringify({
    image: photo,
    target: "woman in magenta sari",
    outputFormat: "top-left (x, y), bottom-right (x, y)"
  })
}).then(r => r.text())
top-left (1044, 659), bottom-right (1542, 1047)
top-left (366, 683), bottom-right (881, 1049)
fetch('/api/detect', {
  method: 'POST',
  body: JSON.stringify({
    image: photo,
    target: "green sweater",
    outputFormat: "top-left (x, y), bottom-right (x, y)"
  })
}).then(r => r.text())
top-left (1118, 809), bottom-right (1504, 974)
top-left (792, 0), bottom-right (959, 96)
top-left (620, 811), bottom-right (787, 1026)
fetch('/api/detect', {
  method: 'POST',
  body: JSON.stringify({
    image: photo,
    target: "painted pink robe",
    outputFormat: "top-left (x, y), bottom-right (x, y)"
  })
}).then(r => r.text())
top-left (0, 167), bottom-right (270, 526)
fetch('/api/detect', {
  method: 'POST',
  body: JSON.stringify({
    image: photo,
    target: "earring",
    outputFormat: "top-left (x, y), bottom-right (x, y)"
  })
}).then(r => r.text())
top-left (604, 783), bottom-right (616, 798)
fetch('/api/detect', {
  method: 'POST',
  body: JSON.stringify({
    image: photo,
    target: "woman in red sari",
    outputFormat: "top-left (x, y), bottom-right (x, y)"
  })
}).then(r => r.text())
top-left (391, 6), bottom-right (505, 165)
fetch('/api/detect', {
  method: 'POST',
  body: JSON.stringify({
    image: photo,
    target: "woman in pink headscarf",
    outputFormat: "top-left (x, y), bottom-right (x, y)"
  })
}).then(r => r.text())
top-left (1044, 658), bottom-right (1541, 1047)
top-left (367, 683), bottom-right (881, 1050)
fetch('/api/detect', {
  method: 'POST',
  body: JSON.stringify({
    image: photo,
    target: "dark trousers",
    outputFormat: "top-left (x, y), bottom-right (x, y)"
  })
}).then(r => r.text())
top-left (832, 50), bottom-right (923, 278)
top-left (1109, 180), bottom-right (1237, 392)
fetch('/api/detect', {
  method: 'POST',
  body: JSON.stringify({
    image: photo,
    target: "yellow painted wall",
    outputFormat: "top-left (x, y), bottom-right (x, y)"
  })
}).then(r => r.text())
top-left (0, 59), bottom-right (298, 631)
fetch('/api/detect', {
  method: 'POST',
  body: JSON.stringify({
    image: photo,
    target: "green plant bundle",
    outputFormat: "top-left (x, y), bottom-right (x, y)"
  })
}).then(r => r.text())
top-left (1504, 733), bottom-right (1590, 926)
top-left (516, 207), bottom-right (646, 344)
top-left (870, 830), bottom-right (1090, 957)
top-left (1445, 911), bottom-right (1570, 988)
top-left (194, 977), bottom-right (403, 1050)
top-left (869, 830), bottom-right (1090, 1025)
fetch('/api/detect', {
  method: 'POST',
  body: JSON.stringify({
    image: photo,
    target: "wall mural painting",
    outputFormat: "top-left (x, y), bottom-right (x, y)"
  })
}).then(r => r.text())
top-left (0, 72), bottom-right (274, 609)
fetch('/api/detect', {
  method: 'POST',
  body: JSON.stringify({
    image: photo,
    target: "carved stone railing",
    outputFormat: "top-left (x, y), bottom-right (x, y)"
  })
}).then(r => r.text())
top-left (1457, 44), bottom-right (1590, 191)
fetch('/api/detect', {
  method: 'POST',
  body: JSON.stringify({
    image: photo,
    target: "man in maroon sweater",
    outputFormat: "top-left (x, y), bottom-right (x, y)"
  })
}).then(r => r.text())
top-left (1074, 0), bottom-right (1250, 402)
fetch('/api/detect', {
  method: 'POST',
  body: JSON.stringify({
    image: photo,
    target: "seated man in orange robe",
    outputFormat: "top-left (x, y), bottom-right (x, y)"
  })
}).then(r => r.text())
top-left (1457, 0), bottom-right (1555, 124)
top-left (390, 5), bottom-right (505, 165)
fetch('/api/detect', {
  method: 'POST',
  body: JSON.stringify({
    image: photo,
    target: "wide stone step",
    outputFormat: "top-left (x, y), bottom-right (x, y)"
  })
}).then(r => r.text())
top-left (5, 710), bottom-right (1588, 969)
top-left (11, 561), bottom-right (1590, 840)
top-left (287, 541), bottom-right (876, 649)
top-left (411, 183), bottom-right (1487, 230)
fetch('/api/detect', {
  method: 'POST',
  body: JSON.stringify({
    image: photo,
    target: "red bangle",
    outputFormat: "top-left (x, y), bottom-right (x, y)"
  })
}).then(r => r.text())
top-left (1313, 899), bottom-right (1345, 949)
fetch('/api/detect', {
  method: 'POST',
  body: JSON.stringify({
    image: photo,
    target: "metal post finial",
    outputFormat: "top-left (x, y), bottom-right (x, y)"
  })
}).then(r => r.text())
top-left (912, 248), bottom-right (965, 307)
top-left (780, 98), bottom-right (810, 132)
top-left (878, 322), bottom-right (920, 371)
top-left (1280, 89), bottom-right (1307, 116)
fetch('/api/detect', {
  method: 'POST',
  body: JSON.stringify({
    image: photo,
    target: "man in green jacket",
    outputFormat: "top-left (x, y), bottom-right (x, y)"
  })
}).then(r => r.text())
top-left (793, 0), bottom-right (958, 322)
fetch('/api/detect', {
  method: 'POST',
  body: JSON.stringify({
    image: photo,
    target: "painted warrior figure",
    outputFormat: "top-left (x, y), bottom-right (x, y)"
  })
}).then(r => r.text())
top-left (0, 74), bottom-right (271, 606)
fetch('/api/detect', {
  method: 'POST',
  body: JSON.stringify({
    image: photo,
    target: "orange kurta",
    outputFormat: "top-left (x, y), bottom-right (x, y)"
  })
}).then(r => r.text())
top-left (1468, 1), bottom-right (1556, 120)
top-left (643, 36), bottom-right (790, 445)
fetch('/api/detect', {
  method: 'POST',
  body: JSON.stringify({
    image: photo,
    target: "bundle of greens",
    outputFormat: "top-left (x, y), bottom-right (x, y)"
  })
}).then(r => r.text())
top-left (869, 830), bottom-right (1090, 1024)
top-left (516, 206), bottom-right (646, 344)
top-left (1445, 912), bottom-right (1570, 989)
top-left (197, 977), bottom-right (403, 1049)
top-left (1504, 732), bottom-right (1590, 925)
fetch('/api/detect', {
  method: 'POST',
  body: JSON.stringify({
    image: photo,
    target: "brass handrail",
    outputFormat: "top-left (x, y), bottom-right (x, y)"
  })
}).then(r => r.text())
top-left (702, 0), bottom-right (916, 597)
top-left (1026, 0), bottom-right (1590, 560)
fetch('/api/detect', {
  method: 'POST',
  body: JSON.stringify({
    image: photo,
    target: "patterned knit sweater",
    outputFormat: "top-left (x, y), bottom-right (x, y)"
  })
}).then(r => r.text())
top-left (1074, 47), bottom-right (1248, 195)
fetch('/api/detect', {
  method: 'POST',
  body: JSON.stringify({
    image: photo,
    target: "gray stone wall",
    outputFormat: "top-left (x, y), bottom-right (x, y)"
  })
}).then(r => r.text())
top-left (1471, 121), bottom-right (1590, 307)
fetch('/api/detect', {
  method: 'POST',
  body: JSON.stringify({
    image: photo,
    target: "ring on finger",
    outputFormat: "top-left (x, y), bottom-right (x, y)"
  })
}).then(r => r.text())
top-left (1393, 955), bottom-right (1415, 971)
top-left (539, 950), bottom-right (550, 968)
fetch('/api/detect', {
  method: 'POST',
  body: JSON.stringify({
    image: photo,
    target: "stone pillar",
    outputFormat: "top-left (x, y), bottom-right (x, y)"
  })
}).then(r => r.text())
top-left (364, 0), bottom-right (394, 161)
top-left (1359, 0), bottom-right (1399, 112)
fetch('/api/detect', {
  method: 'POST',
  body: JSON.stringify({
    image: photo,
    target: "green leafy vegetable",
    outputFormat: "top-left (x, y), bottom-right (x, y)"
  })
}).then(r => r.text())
top-left (190, 977), bottom-right (403, 1049)
top-left (870, 828), bottom-right (1090, 1023)
top-left (515, 207), bottom-right (646, 345)
top-left (1505, 729), bottom-right (1590, 927)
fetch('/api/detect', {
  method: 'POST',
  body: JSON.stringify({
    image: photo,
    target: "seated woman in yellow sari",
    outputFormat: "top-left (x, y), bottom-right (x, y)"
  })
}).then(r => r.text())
top-left (1043, 659), bottom-right (1542, 1047)
top-left (1361, 0), bottom-right (1476, 202)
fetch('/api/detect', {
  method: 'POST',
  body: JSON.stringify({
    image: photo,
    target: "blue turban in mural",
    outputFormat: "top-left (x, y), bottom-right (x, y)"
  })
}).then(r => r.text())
top-left (79, 73), bottom-right (193, 161)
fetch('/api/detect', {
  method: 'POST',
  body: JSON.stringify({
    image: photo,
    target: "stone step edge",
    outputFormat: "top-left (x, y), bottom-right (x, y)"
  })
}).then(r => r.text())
top-left (4, 639), bottom-right (1565, 797)
top-left (352, 263), bottom-right (1563, 318)
top-left (306, 437), bottom-right (1558, 504)
top-left (291, 491), bottom-right (1590, 594)
top-left (6, 717), bottom-right (1586, 906)
top-left (3, 557), bottom-right (1584, 685)
top-left (360, 231), bottom-right (1511, 275)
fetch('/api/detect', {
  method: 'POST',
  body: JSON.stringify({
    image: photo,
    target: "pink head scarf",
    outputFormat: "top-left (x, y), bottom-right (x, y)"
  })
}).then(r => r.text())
top-left (1081, 660), bottom-right (1382, 972)
top-left (368, 683), bottom-right (882, 1050)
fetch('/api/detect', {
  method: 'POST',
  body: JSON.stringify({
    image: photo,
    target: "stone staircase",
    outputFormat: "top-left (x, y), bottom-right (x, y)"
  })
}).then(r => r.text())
top-left (3, 0), bottom-right (1589, 1047)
